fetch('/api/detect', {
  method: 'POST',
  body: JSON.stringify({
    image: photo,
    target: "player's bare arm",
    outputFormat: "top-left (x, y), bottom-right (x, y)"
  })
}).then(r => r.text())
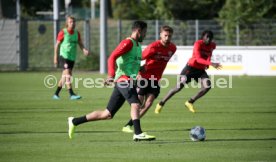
top-left (211, 62), bottom-right (222, 70)
top-left (54, 41), bottom-right (61, 66)
top-left (78, 39), bottom-right (90, 56)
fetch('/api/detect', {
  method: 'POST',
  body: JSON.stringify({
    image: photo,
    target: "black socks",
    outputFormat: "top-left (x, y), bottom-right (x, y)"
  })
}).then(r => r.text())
top-left (55, 86), bottom-right (62, 96)
top-left (72, 116), bottom-right (88, 126)
top-left (188, 98), bottom-right (195, 104)
top-left (69, 88), bottom-right (75, 96)
top-left (125, 119), bottom-right (133, 127)
top-left (132, 119), bottom-right (142, 135)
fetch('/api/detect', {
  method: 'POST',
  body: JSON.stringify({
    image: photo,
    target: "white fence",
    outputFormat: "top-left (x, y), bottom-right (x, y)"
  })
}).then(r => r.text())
top-left (162, 46), bottom-right (276, 76)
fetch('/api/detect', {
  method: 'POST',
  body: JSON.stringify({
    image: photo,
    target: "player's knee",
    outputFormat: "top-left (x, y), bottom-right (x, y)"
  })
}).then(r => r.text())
top-left (62, 72), bottom-right (71, 83)
top-left (202, 79), bottom-right (211, 89)
top-left (205, 80), bottom-right (211, 90)
top-left (132, 103), bottom-right (140, 110)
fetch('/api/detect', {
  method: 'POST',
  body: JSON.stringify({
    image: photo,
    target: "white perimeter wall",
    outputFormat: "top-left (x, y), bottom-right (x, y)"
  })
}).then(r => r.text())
top-left (160, 46), bottom-right (276, 76)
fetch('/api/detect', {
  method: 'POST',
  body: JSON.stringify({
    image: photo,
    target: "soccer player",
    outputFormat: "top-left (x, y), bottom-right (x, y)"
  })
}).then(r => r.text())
top-left (53, 16), bottom-right (89, 100)
top-left (67, 21), bottom-right (156, 141)
top-left (122, 25), bottom-right (177, 133)
top-left (155, 30), bottom-right (222, 113)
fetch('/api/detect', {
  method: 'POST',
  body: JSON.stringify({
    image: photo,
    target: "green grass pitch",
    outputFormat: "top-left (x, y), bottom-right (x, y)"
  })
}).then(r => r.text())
top-left (0, 72), bottom-right (275, 162)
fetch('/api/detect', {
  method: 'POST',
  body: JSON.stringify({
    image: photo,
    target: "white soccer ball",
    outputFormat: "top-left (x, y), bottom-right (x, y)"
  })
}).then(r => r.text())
top-left (190, 126), bottom-right (206, 141)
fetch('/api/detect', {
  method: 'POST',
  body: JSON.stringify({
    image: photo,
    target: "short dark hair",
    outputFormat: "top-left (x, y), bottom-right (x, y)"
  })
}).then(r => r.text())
top-left (201, 30), bottom-right (214, 39)
top-left (132, 20), bottom-right (147, 31)
top-left (160, 25), bottom-right (173, 34)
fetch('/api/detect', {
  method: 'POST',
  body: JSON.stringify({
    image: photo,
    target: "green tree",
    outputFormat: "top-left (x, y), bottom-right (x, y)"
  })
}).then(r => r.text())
top-left (112, 0), bottom-right (225, 20)
top-left (20, 0), bottom-right (62, 19)
top-left (112, 0), bottom-right (173, 19)
top-left (219, 0), bottom-right (274, 45)
top-left (169, 0), bottom-right (225, 20)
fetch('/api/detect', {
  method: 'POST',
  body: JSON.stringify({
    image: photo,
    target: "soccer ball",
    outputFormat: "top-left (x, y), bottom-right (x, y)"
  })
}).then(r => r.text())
top-left (190, 126), bottom-right (206, 141)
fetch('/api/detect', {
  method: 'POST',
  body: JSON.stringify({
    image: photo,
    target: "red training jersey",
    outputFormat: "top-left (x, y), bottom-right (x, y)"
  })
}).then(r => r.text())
top-left (56, 28), bottom-right (81, 43)
top-left (140, 40), bottom-right (177, 80)
top-left (188, 40), bottom-right (216, 70)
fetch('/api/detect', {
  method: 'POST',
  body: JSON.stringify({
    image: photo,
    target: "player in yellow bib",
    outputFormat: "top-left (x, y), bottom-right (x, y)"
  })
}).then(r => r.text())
top-left (53, 16), bottom-right (89, 100)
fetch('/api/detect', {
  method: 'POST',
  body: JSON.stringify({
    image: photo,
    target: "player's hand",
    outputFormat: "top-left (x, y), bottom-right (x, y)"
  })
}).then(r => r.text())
top-left (104, 76), bottom-right (114, 86)
top-left (83, 48), bottom-right (90, 56)
top-left (54, 57), bottom-right (58, 68)
top-left (211, 63), bottom-right (222, 70)
top-left (136, 74), bottom-right (142, 80)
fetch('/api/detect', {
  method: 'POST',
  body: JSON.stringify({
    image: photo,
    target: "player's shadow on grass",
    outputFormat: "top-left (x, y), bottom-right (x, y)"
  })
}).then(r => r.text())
top-left (143, 137), bottom-right (276, 145)
top-left (152, 127), bottom-right (276, 132)
top-left (148, 137), bottom-right (276, 145)
top-left (205, 138), bottom-right (276, 142)
top-left (0, 130), bottom-right (121, 135)
top-left (198, 111), bottom-right (276, 114)
top-left (149, 128), bottom-right (276, 144)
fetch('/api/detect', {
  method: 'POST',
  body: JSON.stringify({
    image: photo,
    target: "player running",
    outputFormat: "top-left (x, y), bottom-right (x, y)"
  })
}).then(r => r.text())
top-left (67, 21), bottom-right (156, 141)
top-left (53, 16), bottom-right (89, 100)
top-left (155, 30), bottom-right (222, 113)
top-left (122, 25), bottom-right (176, 133)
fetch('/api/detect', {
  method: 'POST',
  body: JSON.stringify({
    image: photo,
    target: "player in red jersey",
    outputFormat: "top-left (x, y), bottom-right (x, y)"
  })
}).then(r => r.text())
top-left (155, 30), bottom-right (222, 113)
top-left (122, 25), bottom-right (177, 133)
top-left (67, 21), bottom-right (156, 141)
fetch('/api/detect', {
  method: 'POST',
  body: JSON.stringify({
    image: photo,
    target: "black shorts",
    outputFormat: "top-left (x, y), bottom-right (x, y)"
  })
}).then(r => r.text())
top-left (59, 56), bottom-right (75, 70)
top-left (106, 82), bottom-right (140, 117)
top-left (179, 64), bottom-right (209, 84)
top-left (137, 79), bottom-right (160, 98)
